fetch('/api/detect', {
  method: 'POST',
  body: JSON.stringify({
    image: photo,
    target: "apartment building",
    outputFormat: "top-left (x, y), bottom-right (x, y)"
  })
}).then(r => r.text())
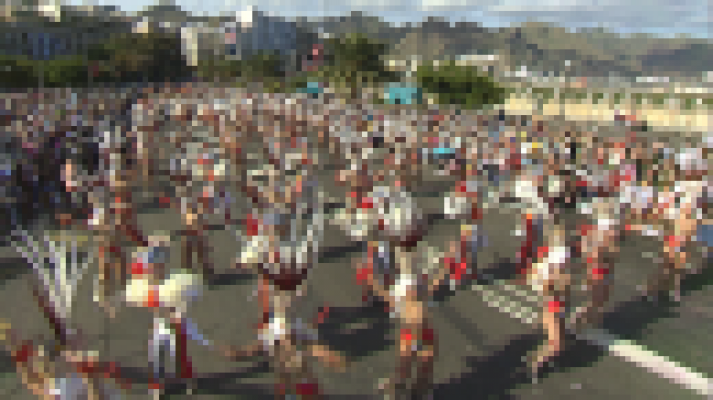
top-left (223, 6), bottom-right (297, 59)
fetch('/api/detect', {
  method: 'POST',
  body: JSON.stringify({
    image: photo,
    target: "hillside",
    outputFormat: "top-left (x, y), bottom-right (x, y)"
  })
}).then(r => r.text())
top-left (304, 13), bottom-right (712, 79)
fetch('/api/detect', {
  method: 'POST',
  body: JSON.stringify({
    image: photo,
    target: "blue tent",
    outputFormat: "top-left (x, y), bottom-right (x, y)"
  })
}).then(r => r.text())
top-left (297, 81), bottom-right (323, 97)
top-left (384, 84), bottom-right (423, 105)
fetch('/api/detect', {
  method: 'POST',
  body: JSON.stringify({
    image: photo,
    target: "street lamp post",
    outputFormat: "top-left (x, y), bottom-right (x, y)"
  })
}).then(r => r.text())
top-left (561, 60), bottom-right (570, 121)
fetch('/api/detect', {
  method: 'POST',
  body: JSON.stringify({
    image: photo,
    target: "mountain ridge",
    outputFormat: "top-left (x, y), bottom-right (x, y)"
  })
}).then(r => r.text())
top-left (298, 12), bottom-right (712, 79)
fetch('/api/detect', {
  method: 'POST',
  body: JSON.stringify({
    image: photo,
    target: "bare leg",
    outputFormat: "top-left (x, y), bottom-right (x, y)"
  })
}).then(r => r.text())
top-left (380, 339), bottom-right (414, 399)
top-left (645, 257), bottom-right (675, 300)
top-left (532, 302), bottom-right (563, 381)
top-left (95, 242), bottom-right (109, 307)
top-left (413, 345), bottom-right (435, 400)
top-left (196, 230), bottom-right (215, 278)
top-left (671, 249), bottom-right (687, 302)
top-left (182, 234), bottom-right (194, 274)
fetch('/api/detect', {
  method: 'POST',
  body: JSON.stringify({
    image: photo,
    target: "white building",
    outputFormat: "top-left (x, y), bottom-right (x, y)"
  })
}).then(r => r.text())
top-left (456, 53), bottom-right (505, 76)
top-left (180, 23), bottom-right (226, 67)
top-left (224, 6), bottom-right (297, 61)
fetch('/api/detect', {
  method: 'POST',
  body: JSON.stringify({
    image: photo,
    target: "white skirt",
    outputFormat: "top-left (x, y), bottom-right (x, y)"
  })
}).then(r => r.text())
top-left (444, 192), bottom-right (469, 219)
top-left (124, 273), bottom-right (202, 313)
top-left (51, 374), bottom-right (87, 400)
top-left (259, 315), bottom-right (287, 349)
top-left (51, 373), bottom-right (122, 400)
top-left (376, 191), bottom-right (423, 240)
top-left (336, 207), bottom-right (374, 241)
top-left (240, 234), bottom-right (269, 266)
top-left (547, 176), bottom-right (563, 198)
top-left (159, 272), bottom-right (202, 313)
top-left (528, 246), bottom-right (568, 294)
top-left (514, 178), bottom-right (545, 211)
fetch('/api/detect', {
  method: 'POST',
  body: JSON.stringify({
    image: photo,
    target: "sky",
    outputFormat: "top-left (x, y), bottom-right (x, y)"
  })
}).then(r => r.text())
top-left (68, 0), bottom-right (711, 39)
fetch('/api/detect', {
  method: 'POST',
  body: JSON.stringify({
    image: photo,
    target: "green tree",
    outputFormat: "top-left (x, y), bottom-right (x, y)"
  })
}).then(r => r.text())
top-left (0, 55), bottom-right (36, 88)
top-left (243, 50), bottom-right (285, 80)
top-left (416, 61), bottom-right (506, 110)
top-left (196, 57), bottom-right (242, 83)
top-left (41, 55), bottom-right (89, 87)
top-left (324, 32), bottom-right (396, 99)
top-left (88, 30), bottom-right (190, 84)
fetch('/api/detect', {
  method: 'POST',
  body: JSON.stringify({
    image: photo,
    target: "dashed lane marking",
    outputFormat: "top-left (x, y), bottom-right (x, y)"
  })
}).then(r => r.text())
top-left (471, 280), bottom-right (712, 397)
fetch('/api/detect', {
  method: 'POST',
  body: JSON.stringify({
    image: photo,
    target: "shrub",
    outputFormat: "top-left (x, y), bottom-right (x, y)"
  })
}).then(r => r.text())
top-left (416, 60), bottom-right (506, 110)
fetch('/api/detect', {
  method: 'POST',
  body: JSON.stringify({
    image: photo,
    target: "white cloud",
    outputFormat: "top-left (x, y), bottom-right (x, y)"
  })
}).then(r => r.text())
top-left (480, 0), bottom-right (705, 31)
top-left (67, 0), bottom-right (712, 37)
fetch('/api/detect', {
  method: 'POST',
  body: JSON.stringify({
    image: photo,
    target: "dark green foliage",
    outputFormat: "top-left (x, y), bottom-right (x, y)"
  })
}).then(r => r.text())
top-left (323, 32), bottom-right (397, 99)
top-left (0, 30), bottom-right (192, 88)
top-left (196, 58), bottom-right (242, 82)
top-left (41, 55), bottom-right (89, 87)
top-left (415, 60), bottom-right (506, 110)
top-left (242, 50), bottom-right (285, 79)
top-left (0, 55), bottom-right (37, 88)
top-left (90, 30), bottom-right (191, 83)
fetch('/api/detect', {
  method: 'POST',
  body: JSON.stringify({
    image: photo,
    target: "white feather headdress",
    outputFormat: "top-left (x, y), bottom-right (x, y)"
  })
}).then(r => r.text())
top-left (11, 229), bottom-right (93, 331)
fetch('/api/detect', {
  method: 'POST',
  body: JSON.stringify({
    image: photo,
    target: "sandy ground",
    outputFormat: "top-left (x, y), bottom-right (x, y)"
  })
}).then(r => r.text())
top-left (504, 95), bottom-right (710, 133)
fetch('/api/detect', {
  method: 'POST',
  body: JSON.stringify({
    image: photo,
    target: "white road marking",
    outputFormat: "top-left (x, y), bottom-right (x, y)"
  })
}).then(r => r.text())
top-left (471, 280), bottom-right (713, 397)
top-left (326, 202), bottom-right (712, 396)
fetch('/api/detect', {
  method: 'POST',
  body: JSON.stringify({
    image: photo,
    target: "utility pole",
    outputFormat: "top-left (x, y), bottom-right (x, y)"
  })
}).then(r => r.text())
top-left (561, 60), bottom-right (570, 121)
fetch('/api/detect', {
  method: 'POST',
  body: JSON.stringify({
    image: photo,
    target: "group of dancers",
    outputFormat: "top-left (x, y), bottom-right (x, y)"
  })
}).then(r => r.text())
top-left (1, 83), bottom-right (711, 400)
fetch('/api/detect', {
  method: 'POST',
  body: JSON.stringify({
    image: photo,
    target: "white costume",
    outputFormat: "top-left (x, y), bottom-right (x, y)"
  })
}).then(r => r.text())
top-left (50, 371), bottom-right (122, 400)
top-left (529, 246), bottom-right (569, 294)
top-left (371, 185), bottom-right (425, 244)
top-left (121, 245), bottom-right (211, 384)
top-left (514, 176), bottom-right (548, 239)
top-left (443, 180), bottom-right (478, 220)
top-left (189, 147), bottom-right (230, 219)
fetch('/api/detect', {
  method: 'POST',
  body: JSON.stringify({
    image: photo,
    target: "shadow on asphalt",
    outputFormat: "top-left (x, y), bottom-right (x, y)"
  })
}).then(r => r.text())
top-left (0, 351), bottom-right (15, 376)
top-left (485, 256), bottom-right (522, 282)
top-left (133, 198), bottom-right (171, 215)
top-left (119, 354), bottom-right (380, 399)
top-left (319, 242), bottom-right (366, 264)
top-left (432, 330), bottom-right (606, 400)
top-left (601, 264), bottom-right (713, 341)
top-left (317, 304), bottom-right (395, 362)
top-left (0, 257), bottom-right (28, 287)
top-left (432, 332), bottom-right (535, 400)
top-left (437, 301), bottom-right (491, 350)
top-left (188, 361), bottom-right (274, 398)
top-left (116, 359), bottom-right (273, 397)
top-left (208, 272), bottom-right (254, 288)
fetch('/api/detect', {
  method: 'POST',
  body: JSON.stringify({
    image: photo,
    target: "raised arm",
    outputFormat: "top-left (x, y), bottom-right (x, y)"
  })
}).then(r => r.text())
top-left (309, 342), bottom-right (348, 373)
top-left (357, 258), bottom-right (395, 310)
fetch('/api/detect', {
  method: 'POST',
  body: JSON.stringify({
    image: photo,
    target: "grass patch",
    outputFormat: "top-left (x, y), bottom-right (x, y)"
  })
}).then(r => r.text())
top-left (591, 92), bottom-right (602, 105)
top-left (651, 94), bottom-right (666, 107)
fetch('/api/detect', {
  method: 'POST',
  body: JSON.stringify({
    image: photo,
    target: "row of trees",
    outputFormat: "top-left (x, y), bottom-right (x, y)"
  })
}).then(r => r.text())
top-left (195, 50), bottom-right (285, 84)
top-left (0, 30), bottom-right (190, 88)
top-left (0, 29), bottom-right (291, 89)
top-left (0, 27), bottom-right (506, 111)
top-left (312, 32), bottom-right (505, 110)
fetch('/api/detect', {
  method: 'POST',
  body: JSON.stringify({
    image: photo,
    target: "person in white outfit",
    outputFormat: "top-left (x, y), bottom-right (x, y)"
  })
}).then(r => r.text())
top-left (120, 234), bottom-right (215, 397)
top-left (525, 222), bottom-right (571, 382)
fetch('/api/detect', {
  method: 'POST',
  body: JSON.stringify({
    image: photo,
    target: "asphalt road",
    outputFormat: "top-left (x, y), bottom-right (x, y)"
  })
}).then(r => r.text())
top-left (1, 115), bottom-right (711, 400)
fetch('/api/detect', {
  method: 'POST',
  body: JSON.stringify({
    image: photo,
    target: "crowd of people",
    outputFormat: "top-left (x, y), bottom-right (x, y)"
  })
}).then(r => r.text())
top-left (0, 83), bottom-right (711, 400)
